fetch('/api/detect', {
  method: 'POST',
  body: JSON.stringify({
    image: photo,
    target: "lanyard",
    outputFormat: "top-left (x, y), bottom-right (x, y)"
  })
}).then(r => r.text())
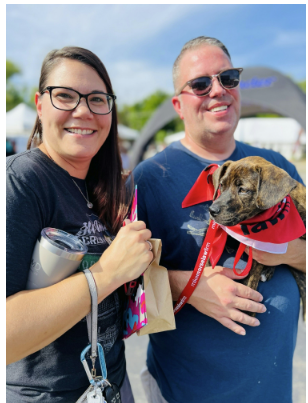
top-left (173, 220), bottom-right (219, 314)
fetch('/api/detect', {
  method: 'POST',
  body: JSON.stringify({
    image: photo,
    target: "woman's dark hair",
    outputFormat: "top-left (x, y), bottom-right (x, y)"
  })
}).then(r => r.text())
top-left (28, 46), bottom-right (131, 234)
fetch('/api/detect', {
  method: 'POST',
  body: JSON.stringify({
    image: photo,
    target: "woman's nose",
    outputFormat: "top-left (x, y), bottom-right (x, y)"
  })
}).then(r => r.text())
top-left (73, 97), bottom-right (93, 117)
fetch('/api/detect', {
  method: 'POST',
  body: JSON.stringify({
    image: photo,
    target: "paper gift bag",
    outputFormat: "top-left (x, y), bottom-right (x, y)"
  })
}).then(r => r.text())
top-left (137, 239), bottom-right (176, 336)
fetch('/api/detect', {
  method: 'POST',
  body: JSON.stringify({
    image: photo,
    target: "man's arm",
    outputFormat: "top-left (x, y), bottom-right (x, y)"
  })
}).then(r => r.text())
top-left (169, 265), bottom-right (266, 336)
top-left (245, 238), bottom-right (306, 273)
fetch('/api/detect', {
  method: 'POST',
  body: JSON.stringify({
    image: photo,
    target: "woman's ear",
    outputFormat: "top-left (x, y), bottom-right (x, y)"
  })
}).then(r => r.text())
top-left (35, 92), bottom-right (43, 120)
top-left (172, 96), bottom-right (184, 120)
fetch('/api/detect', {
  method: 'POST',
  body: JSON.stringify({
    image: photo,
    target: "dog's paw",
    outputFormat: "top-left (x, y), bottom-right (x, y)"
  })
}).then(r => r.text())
top-left (260, 266), bottom-right (275, 282)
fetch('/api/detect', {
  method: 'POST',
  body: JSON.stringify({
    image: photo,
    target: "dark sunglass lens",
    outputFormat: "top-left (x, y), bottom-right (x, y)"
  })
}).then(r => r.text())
top-left (190, 77), bottom-right (212, 95)
top-left (220, 69), bottom-right (240, 89)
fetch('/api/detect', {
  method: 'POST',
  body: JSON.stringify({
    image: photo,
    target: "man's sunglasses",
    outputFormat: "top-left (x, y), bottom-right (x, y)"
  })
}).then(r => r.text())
top-left (177, 68), bottom-right (243, 97)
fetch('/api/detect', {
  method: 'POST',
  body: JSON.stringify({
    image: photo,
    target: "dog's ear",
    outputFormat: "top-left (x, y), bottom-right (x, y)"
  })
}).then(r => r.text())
top-left (212, 161), bottom-right (232, 199)
top-left (256, 164), bottom-right (298, 209)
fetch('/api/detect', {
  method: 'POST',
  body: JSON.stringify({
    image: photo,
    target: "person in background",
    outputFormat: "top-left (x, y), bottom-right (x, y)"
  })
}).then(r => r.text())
top-left (133, 36), bottom-right (305, 403)
top-left (6, 138), bottom-right (16, 157)
top-left (6, 46), bottom-right (153, 403)
top-left (119, 139), bottom-right (130, 170)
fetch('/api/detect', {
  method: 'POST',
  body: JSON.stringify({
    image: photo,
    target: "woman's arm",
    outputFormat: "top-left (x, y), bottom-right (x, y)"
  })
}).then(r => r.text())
top-left (7, 271), bottom-right (92, 365)
top-left (7, 221), bottom-right (152, 365)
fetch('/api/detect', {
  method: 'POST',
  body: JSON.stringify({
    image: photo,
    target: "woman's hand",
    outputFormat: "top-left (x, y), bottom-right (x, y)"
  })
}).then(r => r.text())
top-left (91, 220), bottom-right (153, 301)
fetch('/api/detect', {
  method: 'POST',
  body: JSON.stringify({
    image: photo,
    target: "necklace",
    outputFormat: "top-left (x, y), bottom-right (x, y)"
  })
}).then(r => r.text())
top-left (71, 179), bottom-right (93, 209)
top-left (41, 144), bottom-right (93, 209)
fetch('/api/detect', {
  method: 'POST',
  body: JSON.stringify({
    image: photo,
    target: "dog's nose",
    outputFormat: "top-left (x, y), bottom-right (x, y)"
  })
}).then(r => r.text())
top-left (209, 204), bottom-right (221, 217)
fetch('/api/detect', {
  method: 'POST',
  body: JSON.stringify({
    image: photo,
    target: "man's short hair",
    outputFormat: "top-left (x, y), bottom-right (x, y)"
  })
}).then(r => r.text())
top-left (172, 36), bottom-right (231, 93)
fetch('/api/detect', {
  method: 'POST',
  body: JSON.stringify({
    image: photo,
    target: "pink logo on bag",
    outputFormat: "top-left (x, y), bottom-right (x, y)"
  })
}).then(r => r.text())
top-left (123, 186), bottom-right (148, 339)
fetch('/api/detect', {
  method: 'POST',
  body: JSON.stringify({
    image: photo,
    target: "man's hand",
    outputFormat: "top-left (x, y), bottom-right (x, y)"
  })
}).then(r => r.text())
top-left (169, 266), bottom-right (266, 336)
top-left (245, 238), bottom-right (306, 273)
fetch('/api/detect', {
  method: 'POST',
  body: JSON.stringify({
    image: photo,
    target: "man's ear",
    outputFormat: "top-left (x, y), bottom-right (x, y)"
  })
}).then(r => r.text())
top-left (35, 92), bottom-right (43, 120)
top-left (256, 164), bottom-right (298, 209)
top-left (212, 161), bottom-right (232, 199)
top-left (172, 96), bottom-right (184, 120)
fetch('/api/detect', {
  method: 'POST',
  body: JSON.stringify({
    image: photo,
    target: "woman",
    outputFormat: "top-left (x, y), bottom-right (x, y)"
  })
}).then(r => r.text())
top-left (6, 46), bottom-right (153, 402)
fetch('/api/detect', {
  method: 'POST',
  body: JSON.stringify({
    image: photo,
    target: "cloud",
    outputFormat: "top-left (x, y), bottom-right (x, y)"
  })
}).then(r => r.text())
top-left (6, 4), bottom-right (204, 90)
top-left (6, 4), bottom-right (306, 107)
top-left (109, 59), bottom-right (174, 105)
top-left (272, 30), bottom-right (306, 47)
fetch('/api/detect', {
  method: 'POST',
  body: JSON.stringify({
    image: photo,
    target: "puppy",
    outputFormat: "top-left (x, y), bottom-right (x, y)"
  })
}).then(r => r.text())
top-left (209, 156), bottom-right (306, 318)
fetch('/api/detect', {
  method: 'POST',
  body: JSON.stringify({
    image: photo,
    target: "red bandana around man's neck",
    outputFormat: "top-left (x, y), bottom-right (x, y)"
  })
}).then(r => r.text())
top-left (183, 164), bottom-right (306, 275)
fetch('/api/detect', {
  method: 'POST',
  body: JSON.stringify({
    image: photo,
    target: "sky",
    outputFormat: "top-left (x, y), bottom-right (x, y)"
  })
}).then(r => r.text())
top-left (6, 4), bottom-right (306, 107)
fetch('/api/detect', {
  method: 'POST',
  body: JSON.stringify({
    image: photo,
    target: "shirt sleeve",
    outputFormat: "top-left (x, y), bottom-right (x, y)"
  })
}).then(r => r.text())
top-left (6, 173), bottom-right (44, 297)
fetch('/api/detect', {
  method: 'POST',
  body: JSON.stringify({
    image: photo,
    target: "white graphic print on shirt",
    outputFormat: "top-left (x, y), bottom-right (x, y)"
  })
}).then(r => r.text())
top-left (78, 214), bottom-right (121, 353)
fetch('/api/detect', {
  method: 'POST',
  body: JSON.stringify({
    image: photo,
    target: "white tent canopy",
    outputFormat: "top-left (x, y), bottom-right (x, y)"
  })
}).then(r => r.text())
top-left (234, 117), bottom-right (305, 144)
top-left (6, 104), bottom-right (139, 153)
top-left (6, 103), bottom-right (37, 137)
top-left (164, 118), bottom-right (305, 160)
top-left (118, 124), bottom-right (139, 140)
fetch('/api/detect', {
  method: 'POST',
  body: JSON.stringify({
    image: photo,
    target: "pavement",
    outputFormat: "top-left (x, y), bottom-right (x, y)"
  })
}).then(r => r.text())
top-left (124, 159), bottom-right (306, 403)
top-left (125, 308), bottom-right (306, 403)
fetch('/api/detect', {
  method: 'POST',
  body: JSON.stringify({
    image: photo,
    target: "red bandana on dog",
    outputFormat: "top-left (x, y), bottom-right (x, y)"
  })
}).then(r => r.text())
top-left (184, 163), bottom-right (306, 270)
top-left (173, 164), bottom-right (306, 314)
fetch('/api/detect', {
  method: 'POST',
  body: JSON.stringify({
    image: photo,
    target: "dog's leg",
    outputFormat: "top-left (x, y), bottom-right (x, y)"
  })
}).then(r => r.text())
top-left (290, 268), bottom-right (306, 321)
top-left (260, 266), bottom-right (275, 283)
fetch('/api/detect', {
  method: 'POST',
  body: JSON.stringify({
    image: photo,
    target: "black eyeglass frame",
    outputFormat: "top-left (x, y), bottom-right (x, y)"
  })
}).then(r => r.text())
top-left (40, 86), bottom-right (117, 115)
top-left (176, 68), bottom-right (244, 97)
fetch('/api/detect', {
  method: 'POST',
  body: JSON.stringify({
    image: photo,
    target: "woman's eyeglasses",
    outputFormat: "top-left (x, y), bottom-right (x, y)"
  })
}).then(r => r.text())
top-left (40, 86), bottom-right (116, 115)
top-left (177, 68), bottom-right (243, 97)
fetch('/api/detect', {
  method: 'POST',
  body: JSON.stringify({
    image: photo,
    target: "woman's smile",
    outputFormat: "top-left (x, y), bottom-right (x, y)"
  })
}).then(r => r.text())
top-left (64, 127), bottom-right (97, 136)
top-left (36, 58), bottom-right (112, 176)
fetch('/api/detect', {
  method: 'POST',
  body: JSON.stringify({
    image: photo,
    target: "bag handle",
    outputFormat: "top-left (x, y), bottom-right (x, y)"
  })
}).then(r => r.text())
top-left (83, 269), bottom-right (107, 380)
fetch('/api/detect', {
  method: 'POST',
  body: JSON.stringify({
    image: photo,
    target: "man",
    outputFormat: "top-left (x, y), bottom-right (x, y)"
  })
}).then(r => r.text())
top-left (133, 37), bottom-right (305, 403)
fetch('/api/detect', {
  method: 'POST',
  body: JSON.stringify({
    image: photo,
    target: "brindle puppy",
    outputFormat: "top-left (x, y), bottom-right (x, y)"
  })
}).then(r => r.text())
top-left (209, 156), bottom-right (306, 319)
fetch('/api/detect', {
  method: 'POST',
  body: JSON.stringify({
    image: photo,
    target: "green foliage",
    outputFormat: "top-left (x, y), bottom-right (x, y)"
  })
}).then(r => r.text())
top-left (255, 113), bottom-right (280, 118)
top-left (6, 60), bottom-right (23, 111)
top-left (118, 90), bottom-right (184, 142)
top-left (118, 90), bottom-right (170, 131)
top-left (6, 59), bottom-right (38, 111)
top-left (298, 80), bottom-right (306, 93)
top-left (24, 86), bottom-right (39, 110)
top-left (6, 83), bottom-right (23, 112)
top-left (6, 60), bottom-right (21, 81)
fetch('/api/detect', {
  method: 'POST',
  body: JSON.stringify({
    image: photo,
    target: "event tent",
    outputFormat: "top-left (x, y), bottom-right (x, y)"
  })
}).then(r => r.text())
top-left (6, 103), bottom-right (139, 153)
top-left (164, 118), bottom-right (305, 161)
top-left (6, 103), bottom-right (37, 153)
top-left (6, 103), bottom-right (37, 138)
top-left (128, 67), bottom-right (306, 169)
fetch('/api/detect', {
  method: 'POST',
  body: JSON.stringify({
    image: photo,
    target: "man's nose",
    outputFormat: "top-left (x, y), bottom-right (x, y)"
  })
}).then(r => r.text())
top-left (209, 76), bottom-right (226, 98)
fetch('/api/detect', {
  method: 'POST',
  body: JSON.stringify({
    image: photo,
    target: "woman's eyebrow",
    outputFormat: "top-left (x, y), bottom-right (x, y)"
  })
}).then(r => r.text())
top-left (59, 86), bottom-right (107, 94)
top-left (90, 90), bottom-right (108, 94)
